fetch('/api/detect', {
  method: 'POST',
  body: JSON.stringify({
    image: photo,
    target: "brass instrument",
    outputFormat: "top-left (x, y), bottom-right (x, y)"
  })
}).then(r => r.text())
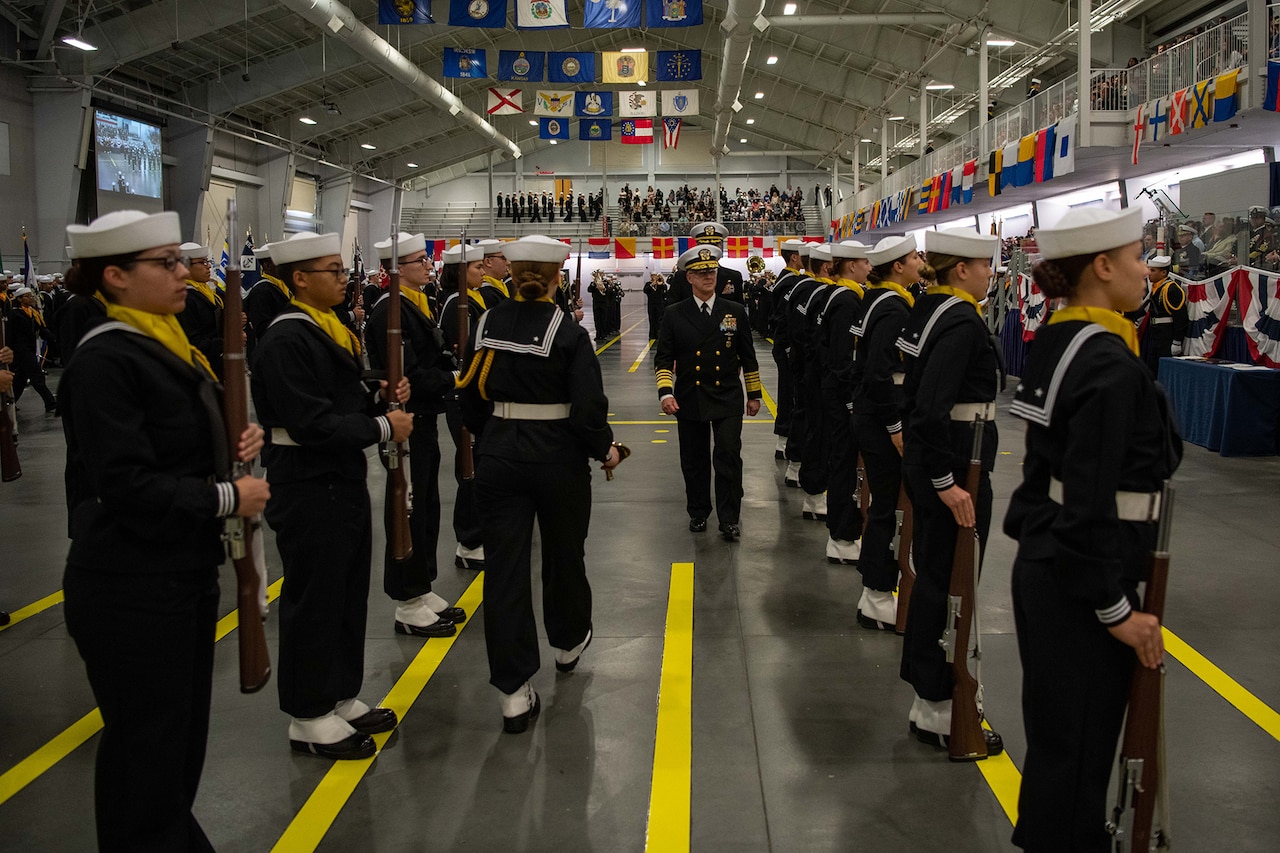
top-left (746, 255), bottom-right (767, 275)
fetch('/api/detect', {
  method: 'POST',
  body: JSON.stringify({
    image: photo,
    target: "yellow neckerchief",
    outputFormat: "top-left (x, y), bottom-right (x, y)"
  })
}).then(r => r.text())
top-left (813, 276), bottom-right (835, 285)
top-left (21, 305), bottom-right (46, 327)
top-left (466, 287), bottom-right (487, 310)
top-left (186, 279), bottom-right (224, 309)
top-left (262, 273), bottom-right (290, 299)
top-left (836, 278), bottom-right (866, 299)
top-left (290, 299), bottom-right (362, 357)
top-left (105, 303), bottom-right (216, 378)
top-left (870, 280), bottom-right (916, 307)
top-left (926, 284), bottom-right (981, 315)
top-left (482, 274), bottom-right (510, 299)
top-left (1152, 276), bottom-right (1186, 312)
top-left (399, 284), bottom-right (433, 320)
top-left (1048, 305), bottom-right (1140, 357)
top-left (92, 291), bottom-right (108, 308)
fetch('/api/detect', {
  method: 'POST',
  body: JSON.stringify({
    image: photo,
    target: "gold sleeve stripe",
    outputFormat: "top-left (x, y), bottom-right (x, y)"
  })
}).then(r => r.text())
top-left (743, 371), bottom-right (762, 393)
top-left (655, 369), bottom-right (675, 388)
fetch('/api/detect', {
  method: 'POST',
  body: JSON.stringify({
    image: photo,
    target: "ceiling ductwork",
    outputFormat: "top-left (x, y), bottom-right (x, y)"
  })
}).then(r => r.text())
top-left (712, 0), bottom-right (768, 157)
top-left (765, 14), bottom-right (956, 27)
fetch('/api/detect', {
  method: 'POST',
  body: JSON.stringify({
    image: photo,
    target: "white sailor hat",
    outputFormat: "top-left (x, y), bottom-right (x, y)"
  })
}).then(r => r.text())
top-left (475, 239), bottom-right (508, 257)
top-left (925, 227), bottom-right (999, 259)
top-left (1, 270), bottom-right (11, 276)
top-left (1177, 222), bottom-right (1197, 234)
top-left (253, 243), bottom-right (273, 261)
top-left (809, 244), bottom-right (833, 262)
top-left (179, 242), bottom-right (210, 258)
top-left (270, 231), bottom-right (342, 266)
top-left (831, 240), bottom-right (869, 260)
top-left (12, 287), bottom-right (33, 298)
top-left (505, 235), bottom-right (571, 264)
top-left (1249, 205), bottom-right (1268, 216)
top-left (780, 239), bottom-right (807, 257)
top-left (1036, 207), bottom-right (1143, 260)
top-left (37, 274), bottom-right (54, 284)
top-left (66, 210), bottom-right (181, 259)
top-left (1147, 255), bottom-right (1172, 269)
top-left (678, 245), bottom-right (722, 272)
top-left (867, 235), bottom-right (918, 266)
top-left (441, 243), bottom-right (484, 264)
top-left (375, 231), bottom-right (427, 260)
top-left (691, 222), bottom-right (728, 245)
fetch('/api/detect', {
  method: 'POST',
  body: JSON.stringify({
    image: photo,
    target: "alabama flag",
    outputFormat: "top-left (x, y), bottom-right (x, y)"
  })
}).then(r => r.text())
top-left (487, 88), bottom-right (523, 115)
top-left (621, 118), bottom-right (654, 144)
top-left (663, 117), bottom-right (682, 148)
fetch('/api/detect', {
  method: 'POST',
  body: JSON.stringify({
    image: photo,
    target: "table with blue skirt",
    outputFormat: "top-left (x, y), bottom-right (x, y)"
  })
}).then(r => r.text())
top-left (1158, 357), bottom-right (1280, 456)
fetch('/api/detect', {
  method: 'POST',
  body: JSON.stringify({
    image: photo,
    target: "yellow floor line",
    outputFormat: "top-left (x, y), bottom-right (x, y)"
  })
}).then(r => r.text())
top-left (644, 562), bottom-right (694, 853)
top-left (976, 720), bottom-right (1021, 826)
top-left (759, 386), bottom-right (778, 419)
top-left (629, 339), bottom-right (656, 373)
top-left (0, 591), bottom-right (65, 633)
top-left (270, 573), bottom-right (485, 853)
top-left (595, 320), bottom-right (645, 356)
top-left (0, 578), bottom-right (284, 806)
top-left (1164, 627), bottom-right (1280, 742)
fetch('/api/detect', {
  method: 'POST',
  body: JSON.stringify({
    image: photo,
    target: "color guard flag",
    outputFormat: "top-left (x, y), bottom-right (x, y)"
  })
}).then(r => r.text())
top-left (443, 47), bottom-right (487, 79)
top-left (652, 236), bottom-right (674, 258)
top-left (1265, 61), bottom-right (1280, 112)
top-left (660, 89), bottom-right (699, 116)
top-left (583, 0), bottom-right (640, 28)
top-left (547, 52), bottom-right (595, 83)
top-left (1168, 89), bottom-right (1189, 134)
top-left (516, 0), bottom-right (568, 28)
top-left (449, 0), bottom-right (505, 27)
top-left (579, 118), bottom-right (612, 140)
top-left (602, 51), bottom-right (648, 84)
top-left (620, 91), bottom-right (656, 117)
top-left (646, 0), bottom-right (702, 27)
top-left (539, 117), bottom-right (569, 139)
top-left (487, 88), bottom-right (523, 115)
top-left (614, 237), bottom-right (637, 259)
top-left (498, 50), bottom-right (544, 82)
top-left (1054, 114), bottom-right (1076, 176)
top-left (662, 117), bottom-right (682, 148)
top-left (574, 91), bottom-right (614, 117)
top-left (534, 90), bottom-right (574, 116)
top-left (1213, 69), bottom-right (1240, 122)
top-left (620, 118), bottom-right (654, 144)
top-left (1189, 79), bottom-right (1212, 128)
top-left (727, 236), bottom-right (749, 258)
top-left (379, 0), bottom-right (433, 23)
top-left (656, 50), bottom-right (702, 81)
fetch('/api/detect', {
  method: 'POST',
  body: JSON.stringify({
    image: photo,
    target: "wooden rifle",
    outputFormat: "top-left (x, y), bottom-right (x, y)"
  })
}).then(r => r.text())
top-left (1107, 481), bottom-right (1175, 852)
top-left (573, 236), bottom-right (583, 307)
top-left (939, 416), bottom-right (986, 760)
top-left (456, 229), bottom-right (475, 482)
top-left (892, 482), bottom-right (914, 634)
top-left (0, 305), bottom-right (19, 482)
top-left (221, 200), bottom-right (270, 693)
top-left (381, 189), bottom-right (413, 562)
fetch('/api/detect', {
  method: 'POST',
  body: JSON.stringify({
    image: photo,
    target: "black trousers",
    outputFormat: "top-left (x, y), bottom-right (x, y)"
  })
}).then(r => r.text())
top-left (798, 364), bottom-right (829, 495)
top-left (851, 414), bottom-right (901, 591)
top-left (899, 463), bottom-right (993, 701)
top-left (64, 564), bottom-right (219, 853)
top-left (677, 415), bottom-right (744, 524)
top-left (267, 476), bottom-right (371, 718)
top-left (1011, 558), bottom-right (1134, 853)
top-left (11, 350), bottom-right (55, 408)
top-left (444, 400), bottom-right (484, 551)
top-left (591, 299), bottom-right (609, 339)
top-left (383, 414), bottom-right (442, 600)
top-left (647, 301), bottom-right (665, 340)
top-left (824, 393), bottom-right (861, 541)
top-left (771, 341), bottom-right (792, 438)
top-left (784, 354), bottom-right (808, 462)
top-left (478, 457), bottom-right (593, 694)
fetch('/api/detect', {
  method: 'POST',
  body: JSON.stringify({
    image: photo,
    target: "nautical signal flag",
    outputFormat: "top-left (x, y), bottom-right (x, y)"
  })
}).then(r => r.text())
top-left (1131, 102), bottom-right (1145, 165)
top-left (579, 118), bottom-right (612, 141)
top-left (1034, 127), bottom-right (1056, 183)
top-left (584, 0), bottom-right (640, 28)
top-left (652, 236), bottom-right (674, 259)
top-left (1189, 79), bottom-right (1212, 128)
top-left (727, 236), bottom-right (749, 258)
top-left (1015, 134), bottom-right (1036, 187)
top-left (449, 0), bottom-right (506, 27)
top-left (656, 50), bottom-right (702, 81)
top-left (1213, 69), bottom-right (1240, 122)
top-left (988, 148), bottom-right (1002, 197)
top-left (918, 179), bottom-right (932, 214)
top-left (621, 118), bottom-right (654, 144)
top-left (1266, 61), bottom-right (1280, 112)
top-left (516, 0), bottom-right (568, 28)
top-left (498, 50), bottom-right (544, 82)
top-left (379, 0), bottom-right (432, 24)
top-left (1001, 140), bottom-right (1018, 190)
top-left (588, 237), bottom-right (611, 258)
top-left (662, 117), bottom-right (682, 148)
top-left (487, 89), bottom-right (523, 115)
top-left (548, 52), bottom-right (595, 84)
top-left (614, 238), bottom-right (637, 259)
top-left (443, 47), bottom-right (487, 79)
top-left (961, 159), bottom-right (977, 203)
top-left (1168, 89), bottom-right (1189, 134)
top-left (1055, 114), bottom-right (1076, 176)
top-left (602, 51), bottom-right (648, 84)
top-left (646, 0), bottom-right (702, 27)
top-left (539, 117), bottom-right (569, 140)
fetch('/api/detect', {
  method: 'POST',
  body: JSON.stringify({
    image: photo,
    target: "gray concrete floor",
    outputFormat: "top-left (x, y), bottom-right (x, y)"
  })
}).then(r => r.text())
top-left (1, 290), bottom-right (1278, 851)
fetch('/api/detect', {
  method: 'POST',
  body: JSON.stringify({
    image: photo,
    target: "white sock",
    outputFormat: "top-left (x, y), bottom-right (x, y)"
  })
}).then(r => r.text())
top-left (288, 711), bottom-right (356, 744)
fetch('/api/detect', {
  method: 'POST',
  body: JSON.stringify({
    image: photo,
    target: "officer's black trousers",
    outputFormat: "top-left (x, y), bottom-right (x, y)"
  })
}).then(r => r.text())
top-left (444, 401), bottom-right (483, 551)
top-left (64, 564), bottom-right (218, 852)
top-left (383, 414), bottom-right (441, 601)
top-left (478, 457), bottom-right (593, 694)
top-left (677, 415), bottom-right (744, 524)
top-left (899, 463), bottom-right (992, 702)
top-left (824, 393), bottom-right (861, 542)
top-left (770, 340), bottom-right (792, 438)
top-left (268, 476), bottom-right (371, 718)
top-left (1011, 557), bottom-right (1134, 853)
top-left (851, 413), bottom-right (901, 591)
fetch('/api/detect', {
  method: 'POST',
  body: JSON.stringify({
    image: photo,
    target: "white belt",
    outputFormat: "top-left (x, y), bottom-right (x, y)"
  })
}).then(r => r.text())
top-left (950, 401), bottom-right (996, 421)
top-left (493, 402), bottom-right (571, 420)
top-left (1150, 317), bottom-right (1173, 325)
top-left (892, 373), bottom-right (905, 385)
top-left (1049, 477), bottom-right (1161, 522)
top-left (270, 428), bottom-right (301, 447)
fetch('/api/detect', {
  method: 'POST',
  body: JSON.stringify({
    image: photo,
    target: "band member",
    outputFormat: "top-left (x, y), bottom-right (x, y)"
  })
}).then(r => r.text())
top-left (769, 240), bottom-right (808, 467)
top-left (60, 210), bottom-right (270, 849)
top-left (655, 246), bottom-right (763, 540)
top-left (588, 271), bottom-right (611, 342)
top-left (5, 287), bottom-right (58, 413)
top-left (367, 231), bottom-right (466, 637)
top-left (439, 243), bottom-right (490, 569)
top-left (477, 239), bottom-right (511, 303)
top-left (1004, 207), bottom-right (1179, 851)
top-left (897, 228), bottom-right (1004, 754)
top-left (850, 235), bottom-right (920, 630)
top-left (643, 272), bottom-right (669, 339)
top-left (457, 235), bottom-right (619, 733)
top-left (176, 242), bottom-right (224, 380)
top-left (665, 222), bottom-right (745, 305)
top-left (1137, 255), bottom-right (1187, 376)
top-left (251, 231), bottom-right (413, 760)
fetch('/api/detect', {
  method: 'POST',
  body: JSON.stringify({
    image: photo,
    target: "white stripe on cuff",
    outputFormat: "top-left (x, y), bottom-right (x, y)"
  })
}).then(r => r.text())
top-left (1096, 597), bottom-right (1133, 625)
top-left (376, 416), bottom-right (393, 443)
top-left (215, 482), bottom-right (238, 518)
top-left (886, 421), bottom-right (903, 434)
top-left (932, 474), bottom-right (955, 490)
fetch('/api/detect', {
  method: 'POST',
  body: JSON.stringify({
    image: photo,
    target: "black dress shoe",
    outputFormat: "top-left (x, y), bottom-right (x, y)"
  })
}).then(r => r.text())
top-left (555, 629), bottom-right (592, 673)
top-left (719, 523), bottom-right (741, 540)
top-left (856, 610), bottom-right (895, 631)
top-left (0, 611), bottom-right (9, 627)
top-left (775, 449), bottom-right (786, 460)
top-left (395, 618), bottom-right (458, 638)
top-left (688, 517), bottom-right (707, 532)
top-left (454, 555), bottom-right (486, 570)
top-left (290, 732), bottom-right (377, 760)
top-left (503, 692), bottom-right (541, 734)
top-left (435, 606), bottom-right (466, 624)
top-left (915, 726), bottom-right (1004, 758)
top-left (347, 708), bottom-right (398, 735)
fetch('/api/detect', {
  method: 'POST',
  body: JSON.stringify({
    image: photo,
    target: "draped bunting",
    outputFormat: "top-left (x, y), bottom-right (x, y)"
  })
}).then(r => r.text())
top-left (1017, 273), bottom-right (1046, 342)
top-left (1237, 267), bottom-right (1280, 367)
top-left (1179, 268), bottom-right (1236, 358)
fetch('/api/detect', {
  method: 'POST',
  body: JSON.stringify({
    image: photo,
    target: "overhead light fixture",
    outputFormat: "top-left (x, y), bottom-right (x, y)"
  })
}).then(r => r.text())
top-left (740, 138), bottom-right (748, 143)
top-left (888, 115), bottom-right (905, 121)
top-left (621, 47), bottom-right (646, 53)
top-left (766, 55), bottom-right (778, 65)
top-left (324, 101), bottom-right (341, 116)
top-left (299, 116), bottom-right (317, 125)
top-left (361, 143), bottom-right (377, 150)
top-left (449, 103), bottom-right (462, 116)
top-left (549, 140), bottom-right (558, 145)
top-left (783, 3), bottom-right (797, 14)
top-left (406, 162), bottom-right (419, 168)
top-left (925, 83), bottom-right (954, 91)
top-left (861, 138), bottom-right (872, 142)
top-left (746, 118), bottom-right (755, 124)
top-left (61, 35), bottom-right (98, 51)
top-left (754, 92), bottom-right (764, 99)
top-left (529, 120), bottom-right (537, 126)
top-left (638, 80), bottom-right (646, 86)
top-left (986, 39), bottom-right (1016, 47)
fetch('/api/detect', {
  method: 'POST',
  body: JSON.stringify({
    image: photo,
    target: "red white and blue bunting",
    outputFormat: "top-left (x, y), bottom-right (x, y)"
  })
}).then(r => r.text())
top-left (1176, 269), bottom-right (1236, 358)
top-left (1238, 267), bottom-right (1280, 367)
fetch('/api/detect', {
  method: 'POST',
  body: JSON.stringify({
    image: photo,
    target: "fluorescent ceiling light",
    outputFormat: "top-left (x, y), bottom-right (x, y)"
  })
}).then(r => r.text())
top-left (754, 92), bottom-right (764, 98)
top-left (621, 47), bottom-right (646, 53)
top-left (861, 138), bottom-right (872, 142)
top-left (766, 55), bottom-right (778, 65)
top-left (299, 116), bottom-right (317, 125)
top-left (406, 162), bottom-right (419, 168)
top-left (746, 118), bottom-right (755, 124)
top-left (529, 120), bottom-right (537, 126)
top-left (783, 3), bottom-right (797, 14)
top-left (286, 209), bottom-right (314, 218)
top-left (986, 39), bottom-right (1016, 47)
top-left (925, 83), bottom-right (954, 91)
top-left (638, 80), bottom-right (646, 86)
top-left (549, 140), bottom-right (557, 145)
top-left (740, 138), bottom-right (748, 143)
top-left (888, 115), bottom-right (905, 120)
top-left (62, 35), bottom-right (97, 51)
top-left (361, 143), bottom-right (377, 150)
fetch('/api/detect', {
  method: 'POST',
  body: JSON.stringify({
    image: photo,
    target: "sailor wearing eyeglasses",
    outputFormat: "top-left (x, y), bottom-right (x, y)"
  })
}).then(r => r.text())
top-left (250, 231), bottom-right (415, 760)
top-left (176, 242), bottom-right (224, 380)
top-left (477, 239), bottom-right (512, 303)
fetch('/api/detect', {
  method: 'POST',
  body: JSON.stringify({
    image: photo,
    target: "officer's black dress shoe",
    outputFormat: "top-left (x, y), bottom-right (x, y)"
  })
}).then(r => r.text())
top-left (914, 726), bottom-right (1004, 758)
top-left (719, 523), bottom-right (741, 540)
top-left (688, 517), bottom-right (707, 532)
top-left (395, 618), bottom-right (457, 638)
top-left (347, 708), bottom-right (398, 735)
top-left (0, 611), bottom-right (9, 626)
top-left (290, 732), bottom-right (377, 760)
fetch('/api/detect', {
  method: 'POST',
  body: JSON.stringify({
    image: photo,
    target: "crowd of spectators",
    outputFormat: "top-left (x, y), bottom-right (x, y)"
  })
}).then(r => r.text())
top-left (612, 183), bottom-right (809, 236)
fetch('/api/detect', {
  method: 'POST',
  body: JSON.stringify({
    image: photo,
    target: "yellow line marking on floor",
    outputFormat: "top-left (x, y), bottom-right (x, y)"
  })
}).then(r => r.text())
top-left (976, 720), bottom-right (1021, 826)
top-left (270, 573), bottom-right (485, 852)
top-left (1164, 627), bottom-right (1280, 742)
top-left (652, 440), bottom-right (668, 444)
top-left (760, 385), bottom-right (778, 419)
top-left (629, 339), bottom-right (656, 373)
top-left (0, 591), bottom-right (64, 633)
top-left (645, 562), bottom-right (694, 853)
top-left (595, 320), bottom-right (645, 356)
top-left (0, 578), bottom-right (285, 807)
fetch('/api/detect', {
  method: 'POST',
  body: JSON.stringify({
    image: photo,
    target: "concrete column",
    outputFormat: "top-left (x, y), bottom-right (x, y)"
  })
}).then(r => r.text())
top-left (1078, 0), bottom-right (1091, 146)
top-left (881, 114), bottom-right (889, 183)
top-left (1248, 0), bottom-right (1268, 110)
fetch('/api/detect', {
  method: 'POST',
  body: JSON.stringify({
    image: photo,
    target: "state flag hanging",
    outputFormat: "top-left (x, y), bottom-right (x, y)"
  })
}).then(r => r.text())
top-left (574, 91), bottom-right (614, 117)
top-left (448, 0), bottom-right (506, 27)
top-left (656, 50), bottom-right (702, 82)
top-left (379, 0), bottom-right (433, 24)
top-left (516, 0), bottom-right (568, 28)
top-left (660, 89), bottom-right (698, 116)
top-left (539, 117), bottom-right (569, 139)
top-left (498, 50), bottom-right (545, 82)
top-left (443, 47), bottom-right (487, 79)
top-left (487, 88), bottom-right (523, 115)
top-left (621, 118), bottom-right (654, 144)
top-left (534, 90), bottom-right (574, 116)
top-left (620, 91), bottom-right (656, 117)
top-left (580, 118), bottom-right (612, 141)
top-left (646, 0), bottom-right (702, 27)
top-left (602, 51), bottom-right (648, 84)
top-left (652, 236), bottom-right (674, 259)
top-left (662, 117), bottom-right (682, 148)
top-left (583, 0), bottom-right (640, 28)
top-left (548, 52), bottom-right (595, 84)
